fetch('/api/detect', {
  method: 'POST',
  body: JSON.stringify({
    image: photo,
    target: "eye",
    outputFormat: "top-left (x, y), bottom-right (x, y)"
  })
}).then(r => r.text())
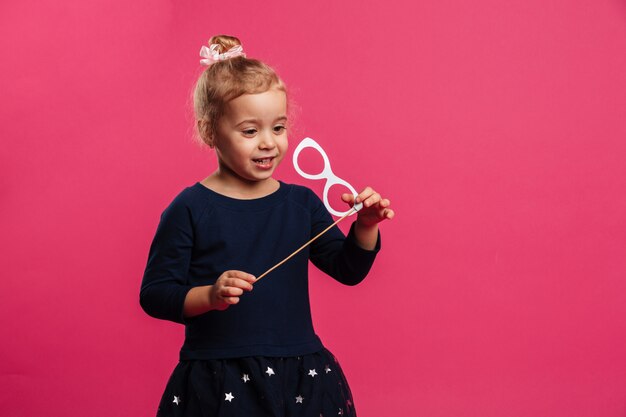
top-left (242, 128), bottom-right (257, 137)
top-left (273, 125), bottom-right (287, 134)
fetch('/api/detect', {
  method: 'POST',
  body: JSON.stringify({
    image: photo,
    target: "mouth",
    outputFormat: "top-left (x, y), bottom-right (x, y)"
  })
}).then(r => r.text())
top-left (252, 156), bottom-right (276, 169)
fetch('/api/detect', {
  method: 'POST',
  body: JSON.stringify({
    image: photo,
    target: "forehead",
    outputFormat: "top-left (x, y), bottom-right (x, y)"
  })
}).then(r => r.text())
top-left (223, 89), bottom-right (287, 122)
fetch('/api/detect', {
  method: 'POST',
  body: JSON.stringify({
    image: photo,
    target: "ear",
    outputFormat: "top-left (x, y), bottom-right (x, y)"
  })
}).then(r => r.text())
top-left (197, 120), bottom-right (215, 148)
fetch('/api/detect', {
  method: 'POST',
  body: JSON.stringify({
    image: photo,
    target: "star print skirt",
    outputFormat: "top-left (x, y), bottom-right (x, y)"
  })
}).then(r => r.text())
top-left (155, 348), bottom-right (356, 417)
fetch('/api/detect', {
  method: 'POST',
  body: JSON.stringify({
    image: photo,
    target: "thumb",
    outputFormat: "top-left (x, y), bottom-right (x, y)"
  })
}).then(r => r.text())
top-left (341, 193), bottom-right (354, 205)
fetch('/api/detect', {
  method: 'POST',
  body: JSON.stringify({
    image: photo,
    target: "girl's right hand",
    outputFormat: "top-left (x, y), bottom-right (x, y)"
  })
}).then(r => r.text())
top-left (209, 270), bottom-right (256, 311)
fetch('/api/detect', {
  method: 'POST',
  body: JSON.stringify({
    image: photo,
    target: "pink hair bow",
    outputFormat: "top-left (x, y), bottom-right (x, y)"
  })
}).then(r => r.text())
top-left (199, 44), bottom-right (246, 66)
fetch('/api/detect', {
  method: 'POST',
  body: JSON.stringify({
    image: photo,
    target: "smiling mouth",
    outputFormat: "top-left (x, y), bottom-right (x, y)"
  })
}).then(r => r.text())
top-left (253, 157), bottom-right (275, 165)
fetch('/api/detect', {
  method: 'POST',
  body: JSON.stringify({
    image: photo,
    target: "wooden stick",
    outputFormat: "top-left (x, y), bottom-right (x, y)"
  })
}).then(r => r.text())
top-left (255, 207), bottom-right (358, 282)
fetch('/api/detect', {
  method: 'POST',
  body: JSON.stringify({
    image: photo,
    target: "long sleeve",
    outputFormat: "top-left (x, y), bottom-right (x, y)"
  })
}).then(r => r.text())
top-left (308, 191), bottom-right (381, 285)
top-left (140, 197), bottom-right (195, 324)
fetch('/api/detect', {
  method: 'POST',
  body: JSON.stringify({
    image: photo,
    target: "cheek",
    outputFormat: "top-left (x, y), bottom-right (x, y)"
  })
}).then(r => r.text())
top-left (279, 136), bottom-right (289, 152)
top-left (233, 141), bottom-right (255, 156)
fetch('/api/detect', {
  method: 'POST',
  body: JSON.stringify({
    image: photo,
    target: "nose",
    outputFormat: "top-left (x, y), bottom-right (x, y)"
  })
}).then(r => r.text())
top-left (258, 131), bottom-right (276, 149)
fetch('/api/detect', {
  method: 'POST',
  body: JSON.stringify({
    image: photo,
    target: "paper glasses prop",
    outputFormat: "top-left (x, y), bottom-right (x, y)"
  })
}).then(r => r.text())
top-left (256, 137), bottom-right (363, 281)
top-left (293, 137), bottom-right (363, 216)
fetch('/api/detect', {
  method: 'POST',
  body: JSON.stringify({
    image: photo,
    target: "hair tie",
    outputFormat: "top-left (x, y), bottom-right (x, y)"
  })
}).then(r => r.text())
top-left (199, 44), bottom-right (246, 66)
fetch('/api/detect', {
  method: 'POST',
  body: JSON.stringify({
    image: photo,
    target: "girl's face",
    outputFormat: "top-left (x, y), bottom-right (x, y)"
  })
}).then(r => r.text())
top-left (212, 88), bottom-right (288, 190)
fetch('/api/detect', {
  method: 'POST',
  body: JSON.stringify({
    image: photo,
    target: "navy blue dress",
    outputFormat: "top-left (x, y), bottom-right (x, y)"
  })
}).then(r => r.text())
top-left (140, 182), bottom-right (380, 417)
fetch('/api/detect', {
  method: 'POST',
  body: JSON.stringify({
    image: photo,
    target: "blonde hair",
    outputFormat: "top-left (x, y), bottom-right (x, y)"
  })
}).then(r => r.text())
top-left (194, 35), bottom-right (286, 145)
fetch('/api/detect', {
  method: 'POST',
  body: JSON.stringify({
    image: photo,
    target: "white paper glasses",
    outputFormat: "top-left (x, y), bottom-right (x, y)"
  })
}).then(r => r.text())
top-left (293, 137), bottom-right (363, 217)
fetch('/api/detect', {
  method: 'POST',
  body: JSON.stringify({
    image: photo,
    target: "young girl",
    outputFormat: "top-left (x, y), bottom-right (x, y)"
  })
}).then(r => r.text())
top-left (140, 34), bottom-right (394, 417)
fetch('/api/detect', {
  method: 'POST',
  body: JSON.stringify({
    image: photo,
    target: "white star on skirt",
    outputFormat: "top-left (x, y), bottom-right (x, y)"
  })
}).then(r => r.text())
top-left (225, 392), bottom-right (234, 402)
top-left (266, 366), bottom-right (275, 376)
top-left (242, 373), bottom-right (250, 383)
top-left (295, 395), bottom-right (304, 404)
top-left (172, 396), bottom-right (181, 405)
top-left (308, 369), bottom-right (318, 377)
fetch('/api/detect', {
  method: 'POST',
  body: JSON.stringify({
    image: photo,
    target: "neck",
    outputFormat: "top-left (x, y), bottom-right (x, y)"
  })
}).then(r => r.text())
top-left (202, 169), bottom-right (279, 199)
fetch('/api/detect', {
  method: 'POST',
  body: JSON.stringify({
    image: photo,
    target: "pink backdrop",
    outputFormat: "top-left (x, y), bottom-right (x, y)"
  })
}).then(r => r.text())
top-left (2, 1), bottom-right (626, 416)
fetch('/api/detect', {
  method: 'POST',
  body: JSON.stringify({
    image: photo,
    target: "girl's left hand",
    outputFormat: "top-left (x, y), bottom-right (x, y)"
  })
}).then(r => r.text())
top-left (342, 186), bottom-right (395, 228)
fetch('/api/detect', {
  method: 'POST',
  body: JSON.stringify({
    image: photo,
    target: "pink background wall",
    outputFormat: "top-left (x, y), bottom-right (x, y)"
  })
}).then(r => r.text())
top-left (2, 0), bottom-right (626, 416)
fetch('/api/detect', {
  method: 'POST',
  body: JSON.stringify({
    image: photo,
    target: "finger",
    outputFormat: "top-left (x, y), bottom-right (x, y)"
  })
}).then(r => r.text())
top-left (225, 270), bottom-right (257, 283)
top-left (355, 187), bottom-right (374, 203)
top-left (223, 296), bottom-right (240, 305)
top-left (227, 277), bottom-right (254, 291)
top-left (385, 209), bottom-right (395, 220)
top-left (363, 192), bottom-right (381, 208)
top-left (380, 198), bottom-right (391, 208)
top-left (341, 193), bottom-right (354, 204)
top-left (221, 286), bottom-right (244, 297)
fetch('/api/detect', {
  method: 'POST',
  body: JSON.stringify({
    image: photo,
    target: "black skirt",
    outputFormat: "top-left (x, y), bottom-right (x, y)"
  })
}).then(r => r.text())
top-left (156, 348), bottom-right (357, 417)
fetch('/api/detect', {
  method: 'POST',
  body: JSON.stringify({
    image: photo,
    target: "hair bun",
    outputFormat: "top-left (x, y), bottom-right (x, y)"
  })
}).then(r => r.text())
top-left (208, 35), bottom-right (242, 54)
